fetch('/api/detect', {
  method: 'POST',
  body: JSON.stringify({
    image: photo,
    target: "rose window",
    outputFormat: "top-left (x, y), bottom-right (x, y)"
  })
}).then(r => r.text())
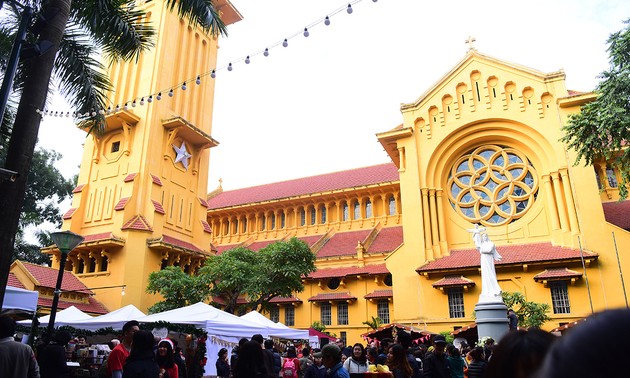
top-left (447, 145), bottom-right (538, 226)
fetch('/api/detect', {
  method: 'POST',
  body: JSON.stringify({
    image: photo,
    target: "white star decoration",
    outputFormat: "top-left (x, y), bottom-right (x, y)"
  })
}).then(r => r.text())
top-left (172, 141), bottom-right (192, 170)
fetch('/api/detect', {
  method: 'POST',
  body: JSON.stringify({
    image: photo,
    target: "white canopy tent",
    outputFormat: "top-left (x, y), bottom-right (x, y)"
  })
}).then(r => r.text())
top-left (18, 305), bottom-right (92, 327)
top-left (61, 304), bottom-right (146, 331)
top-left (138, 302), bottom-right (270, 376)
top-left (240, 310), bottom-right (309, 340)
top-left (2, 286), bottom-right (38, 314)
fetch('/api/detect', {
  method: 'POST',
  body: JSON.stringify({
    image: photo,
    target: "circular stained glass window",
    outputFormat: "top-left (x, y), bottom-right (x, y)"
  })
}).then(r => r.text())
top-left (447, 145), bottom-right (539, 226)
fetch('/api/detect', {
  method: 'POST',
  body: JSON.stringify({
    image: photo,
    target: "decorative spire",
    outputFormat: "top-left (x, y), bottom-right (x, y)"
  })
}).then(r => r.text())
top-left (465, 35), bottom-right (477, 52)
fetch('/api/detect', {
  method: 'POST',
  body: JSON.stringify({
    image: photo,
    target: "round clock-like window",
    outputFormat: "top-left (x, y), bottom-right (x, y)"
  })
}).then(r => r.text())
top-left (447, 145), bottom-right (539, 226)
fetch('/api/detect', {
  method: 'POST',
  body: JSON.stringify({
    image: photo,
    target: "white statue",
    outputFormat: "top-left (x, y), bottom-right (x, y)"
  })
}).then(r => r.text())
top-left (467, 225), bottom-right (503, 302)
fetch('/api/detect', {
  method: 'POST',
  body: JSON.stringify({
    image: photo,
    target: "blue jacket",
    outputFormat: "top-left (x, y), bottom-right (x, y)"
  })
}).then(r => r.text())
top-left (328, 362), bottom-right (350, 378)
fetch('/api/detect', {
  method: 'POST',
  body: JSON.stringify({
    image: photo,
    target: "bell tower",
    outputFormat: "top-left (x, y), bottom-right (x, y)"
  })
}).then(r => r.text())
top-left (49, 0), bottom-right (242, 312)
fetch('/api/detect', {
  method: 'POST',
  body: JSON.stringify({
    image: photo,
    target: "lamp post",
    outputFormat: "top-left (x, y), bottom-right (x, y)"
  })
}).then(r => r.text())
top-left (47, 230), bottom-right (84, 339)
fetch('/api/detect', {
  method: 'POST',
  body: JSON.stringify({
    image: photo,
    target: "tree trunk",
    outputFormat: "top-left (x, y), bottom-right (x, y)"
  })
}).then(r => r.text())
top-left (0, 0), bottom-right (72, 309)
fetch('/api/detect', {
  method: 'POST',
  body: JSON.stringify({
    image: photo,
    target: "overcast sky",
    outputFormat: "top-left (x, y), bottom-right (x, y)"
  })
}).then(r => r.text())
top-left (37, 0), bottom-right (630, 193)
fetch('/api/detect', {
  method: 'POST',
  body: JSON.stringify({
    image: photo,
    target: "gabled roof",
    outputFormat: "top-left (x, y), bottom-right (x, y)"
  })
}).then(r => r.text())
top-left (308, 292), bottom-right (357, 302)
top-left (400, 50), bottom-right (565, 112)
top-left (8, 272), bottom-right (25, 289)
top-left (147, 235), bottom-right (206, 254)
top-left (416, 243), bottom-right (597, 273)
top-left (432, 276), bottom-right (476, 288)
top-left (14, 261), bottom-right (92, 294)
top-left (269, 295), bottom-right (302, 304)
top-left (37, 296), bottom-right (108, 315)
top-left (207, 163), bottom-right (399, 209)
top-left (121, 215), bottom-right (153, 232)
top-left (307, 264), bottom-right (389, 279)
top-left (364, 289), bottom-right (393, 299)
top-left (534, 268), bottom-right (582, 281)
top-left (603, 200), bottom-right (630, 231)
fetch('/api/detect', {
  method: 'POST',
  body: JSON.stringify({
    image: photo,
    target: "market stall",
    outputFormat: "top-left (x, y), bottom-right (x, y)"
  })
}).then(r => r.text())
top-left (18, 305), bottom-right (92, 327)
top-left (2, 286), bottom-right (38, 316)
top-left (63, 304), bottom-right (146, 331)
top-left (138, 302), bottom-right (270, 376)
top-left (240, 310), bottom-right (309, 340)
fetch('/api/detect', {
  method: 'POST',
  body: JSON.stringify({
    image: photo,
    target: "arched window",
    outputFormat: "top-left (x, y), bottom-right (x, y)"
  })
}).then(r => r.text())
top-left (353, 201), bottom-right (360, 219)
top-left (607, 167), bottom-right (619, 188)
top-left (280, 212), bottom-right (286, 228)
top-left (388, 196), bottom-right (396, 215)
top-left (342, 203), bottom-right (349, 221)
top-left (300, 208), bottom-right (306, 226)
top-left (365, 199), bottom-right (372, 218)
top-left (320, 206), bottom-right (327, 224)
top-left (270, 213), bottom-right (276, 229)
top-left (260, 215), bottom-right (266, 231)
top-left (310, 207), bottom-right (316, 225)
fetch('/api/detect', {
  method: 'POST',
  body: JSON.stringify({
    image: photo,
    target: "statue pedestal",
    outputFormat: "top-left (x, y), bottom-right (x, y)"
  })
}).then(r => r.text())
top-left (474, 299), bottom-right (509, 343)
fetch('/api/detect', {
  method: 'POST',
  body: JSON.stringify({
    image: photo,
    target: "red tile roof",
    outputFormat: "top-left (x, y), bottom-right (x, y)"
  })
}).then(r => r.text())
top-left (207, 163), bottom-right (399, 209)
top-left (317, 230), bottom-right (371, 258)
top-left (201, 220), bottom-right (212, 234)
top-left (121, 215), bottom-right (153, 232)
top-left (124, 173), bottom-right (137, 182)
top-left (364, 289), bottom-right (393, 299)
top-left (534, 268), bottom-right (582, 281)
top-left (307, 264), bottom-right (389, 279)
top-left (269, 295), bottom-right (302, 304)
top-left (248, 240), bottom-right (277, 251)
top-left (114, 197), bottom-right (130, 211)
top-left (63, 208), bottom-right (77, 220)
top-left (72, 184), bottom-right (85, 193)
top-left (151, 174), bottom-right (163, 186)
top-left (8, 272), bottom-right (25, 289)
top-left (368, 227), bottom-right (403, 253)
top-left (198, 197), bottom-right (208, 208)
top-left (603, 200), bottom-right (630, 231)
top-left (19, 262), bottom-right (92, 294)
top-left (152, 200), bottom-right (165, 214)
top-left (297, 235), bottom-right (325, 248)
top-left (432, 276), bottom-right (476, 288)
top-left (416, 243), bottom-right (598, 273)
top-left (161, 235), bottom-right (205, 254)
top-left (215, 244), bottom-right (240, 255)
top-left (37, 296), bottom-right (108, 315)
top-left (82, 232), bottom-right (121, 243)
top-left (308, 292), bottom-right (357, 302)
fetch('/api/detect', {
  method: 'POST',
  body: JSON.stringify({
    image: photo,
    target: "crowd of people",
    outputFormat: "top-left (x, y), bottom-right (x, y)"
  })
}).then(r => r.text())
top-left (2, 308), bottom-right (630, 377)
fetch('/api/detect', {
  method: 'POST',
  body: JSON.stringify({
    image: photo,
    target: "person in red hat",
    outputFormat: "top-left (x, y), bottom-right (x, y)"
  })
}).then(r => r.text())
top-left (156, 338), bottom-right (178, 378)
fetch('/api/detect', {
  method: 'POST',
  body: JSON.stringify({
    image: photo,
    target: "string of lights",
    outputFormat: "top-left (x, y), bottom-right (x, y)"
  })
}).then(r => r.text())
top-left (36, 0), bottom-right (379, 118)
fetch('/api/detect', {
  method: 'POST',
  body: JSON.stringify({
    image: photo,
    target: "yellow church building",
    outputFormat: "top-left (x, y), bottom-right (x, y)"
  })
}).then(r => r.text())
top-left (41, 0), bottom-right (630, 346)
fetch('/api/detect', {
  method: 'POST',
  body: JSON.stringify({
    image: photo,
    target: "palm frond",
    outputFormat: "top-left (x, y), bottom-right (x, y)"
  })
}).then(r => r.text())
top-left (165, 0), bottom-right (227, 36)
top-left (70, 0), bottom-right (155, 62)
top-left (54, 26), bottom-right (111, 134)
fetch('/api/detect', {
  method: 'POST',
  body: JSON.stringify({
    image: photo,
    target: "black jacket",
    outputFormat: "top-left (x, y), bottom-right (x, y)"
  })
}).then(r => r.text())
top-left (122, 357), bottom-right (160, 378)
top-left (423, 352), bottom-right (450, 378)
top-left (216, 358), bottom-right (230, 378)
top-left (38, 343), bottom-right (70, 378)
top-left (466, 360), bottom-right (486, 378)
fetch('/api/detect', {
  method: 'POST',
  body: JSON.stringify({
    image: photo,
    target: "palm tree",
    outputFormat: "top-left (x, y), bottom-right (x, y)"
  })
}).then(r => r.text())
top-left (0, 0), bottom-right (227, 308)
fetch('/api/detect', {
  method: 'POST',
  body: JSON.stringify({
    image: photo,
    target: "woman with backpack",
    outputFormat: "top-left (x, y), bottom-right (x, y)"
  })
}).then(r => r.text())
top-left (282, 346), bottom-right (300, 378)
top-left (342, 343), bottom-right (370, 374)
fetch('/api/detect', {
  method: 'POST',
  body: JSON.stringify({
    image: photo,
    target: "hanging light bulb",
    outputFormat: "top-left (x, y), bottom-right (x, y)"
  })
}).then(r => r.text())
top-left (140, 97), bottom-right (145, 105)
top-left (303, 28), bottom-right (309, 37)
top-left (123, 103), bottom-right (129, 111)
top-left (157, 92), bottom-right (162, 100)
top-left (282, 38), bottom-right (288, 47)
top-left (245, 56), bottom-right (250, 64)
top-left (324, 16), bottom-right (331, 26)
top-left (115, 105), bottom-right (120, 111)
top-left (182, 82), bottom-right (187, 90)
top-left (347, 4), bottom-right (353, 14)
top-left (148, 95), bottom-right (153, 103)
top-left (99, 109), bottom-right (105, 115)
top-left (91, 111), bottom-right (96, 116)
top-left (264, 48), bottom-right (269, 57)
top-left (54, 111), bottom-right (59, 117)
top-left (168, 89), bottom-right (174, 97)
top-left (196, 76), bottom-right (201, 85)
top-left (121, 286), bottom-right (125, 296)
top-left (227, 63), bottom-right (233, 71)
top-left (211, 70), bottom-right (216, 78)
top-left (131, 100), bottom-right (137, 107)
top-left (373, 0), bottom-right (377, 2)
top-left (66, 111), bottom-right (71, 117)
